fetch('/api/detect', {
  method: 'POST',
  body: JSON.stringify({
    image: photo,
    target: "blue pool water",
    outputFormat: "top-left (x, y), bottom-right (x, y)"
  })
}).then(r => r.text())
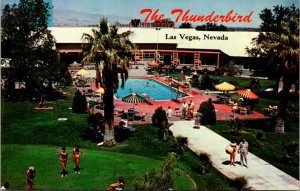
top-left (115, 78), bottom-right (188, 100)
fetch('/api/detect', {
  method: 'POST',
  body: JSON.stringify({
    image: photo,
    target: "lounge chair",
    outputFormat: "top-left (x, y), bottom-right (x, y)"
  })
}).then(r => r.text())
top-left (127, 113), bottom-right (135, 121)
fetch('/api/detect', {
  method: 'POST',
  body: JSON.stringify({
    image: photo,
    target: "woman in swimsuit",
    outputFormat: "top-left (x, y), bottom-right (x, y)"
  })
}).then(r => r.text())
top-left (57, 146), bottom-right (68, 177)
top-left (26, 166), bottom-right (35, 190)
top-left (72, 145), bottom-right (82, 174)
top-left (228, 140), bottom-right (237, 166)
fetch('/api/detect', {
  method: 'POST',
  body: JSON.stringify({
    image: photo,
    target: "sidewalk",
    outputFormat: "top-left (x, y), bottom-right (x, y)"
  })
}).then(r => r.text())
top-left (170, 121), bottom-right (299, 190)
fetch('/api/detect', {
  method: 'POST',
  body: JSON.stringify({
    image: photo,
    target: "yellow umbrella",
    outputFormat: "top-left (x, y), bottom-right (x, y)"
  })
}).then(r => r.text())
top-left (76, 69), bottom-right (90, 76)
top-left (147, 61), bottom-right (159, 67)
top-left (95, 87), bottom-right (105, 94)
top-left (215, 82), bottom-right (235, 91)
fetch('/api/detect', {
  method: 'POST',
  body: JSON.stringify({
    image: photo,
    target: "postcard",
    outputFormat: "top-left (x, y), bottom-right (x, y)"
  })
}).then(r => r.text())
top-left (1, 0), bottom-right (299, 190)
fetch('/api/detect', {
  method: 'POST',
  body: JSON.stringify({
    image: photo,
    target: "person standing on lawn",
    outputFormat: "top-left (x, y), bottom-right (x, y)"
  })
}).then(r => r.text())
top-left (72, 145), bottom-right (82, 174)
top-left (26, 166), bottom-right (35, 190)
top-left (238, 138), bottom-right (249, 167)
top-left (57, 146), bottom-right (68, 177)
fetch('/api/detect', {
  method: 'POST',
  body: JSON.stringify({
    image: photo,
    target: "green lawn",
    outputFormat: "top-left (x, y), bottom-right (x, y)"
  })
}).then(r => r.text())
top-left (1, 88), bottom-right (234, 190)
top-left (2, 144), bottom-right (195, 190)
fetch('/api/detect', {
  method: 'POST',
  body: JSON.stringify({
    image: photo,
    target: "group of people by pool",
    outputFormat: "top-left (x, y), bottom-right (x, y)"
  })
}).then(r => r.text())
top-left (181, 100), bottom-right (195, 119)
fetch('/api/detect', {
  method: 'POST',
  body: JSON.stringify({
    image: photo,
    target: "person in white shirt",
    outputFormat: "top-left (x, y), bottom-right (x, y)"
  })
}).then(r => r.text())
top-left (187, 100), bottom-right (195, 119)
top-left (1, 182), bottom-right (9, 190)
top-left (181, 101), bottom-right (188, 119)
top-left (238, 138), bottom-right (249, 167)
top-left (167, 106), bottom-right (173, 121)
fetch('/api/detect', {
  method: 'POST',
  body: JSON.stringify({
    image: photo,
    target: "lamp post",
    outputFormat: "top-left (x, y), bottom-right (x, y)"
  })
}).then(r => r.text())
top-left (155, 28), bottom-right (161, 63)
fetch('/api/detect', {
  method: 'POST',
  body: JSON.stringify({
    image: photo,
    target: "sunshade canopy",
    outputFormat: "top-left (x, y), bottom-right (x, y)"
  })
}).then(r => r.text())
top-left (122, 93), bottom-right (145, 104)
top-left (147, 61), bottom-right (159, 67)
top-left (236, 89), bottom-right (259, 100)
top-left (122, 93), bottom-right (145, 110)
top-left (215, 82), bottom-right (235, 91)
top-left (76, 69), bottom-right (90, 76)
top-left (70, 61), bottom-right (81, 67)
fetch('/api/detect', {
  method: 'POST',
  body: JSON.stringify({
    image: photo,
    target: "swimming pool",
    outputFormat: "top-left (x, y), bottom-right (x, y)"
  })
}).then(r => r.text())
top-left (115, 78), bottom-right (188, 101)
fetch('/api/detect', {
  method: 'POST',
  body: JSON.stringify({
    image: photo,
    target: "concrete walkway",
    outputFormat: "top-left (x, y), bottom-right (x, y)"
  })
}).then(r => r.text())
top-left (170, 121), bottom-right (299, 190)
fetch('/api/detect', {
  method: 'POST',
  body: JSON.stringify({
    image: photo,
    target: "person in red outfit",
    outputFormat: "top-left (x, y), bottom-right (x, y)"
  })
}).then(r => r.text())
top-left (57, 146), bottom-right (68, 177)
top-left (72, 145), bottom-right (82, 174)
top-left (227, 140), bottom-right (238, 166)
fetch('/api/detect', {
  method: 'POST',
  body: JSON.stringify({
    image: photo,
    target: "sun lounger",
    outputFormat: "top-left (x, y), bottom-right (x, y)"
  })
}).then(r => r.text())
top-left (35, 107), bottom-right (53, 110)
top-left (141, 93), bottom-right (153, 105)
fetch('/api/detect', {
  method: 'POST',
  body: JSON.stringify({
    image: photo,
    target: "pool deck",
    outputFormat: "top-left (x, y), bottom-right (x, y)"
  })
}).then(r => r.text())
top-left (84, 75), bottom-right (268, 125)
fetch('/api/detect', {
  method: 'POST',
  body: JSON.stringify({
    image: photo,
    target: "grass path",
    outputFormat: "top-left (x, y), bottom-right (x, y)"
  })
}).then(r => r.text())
top-left (1, 144), bottom-right (195, 190)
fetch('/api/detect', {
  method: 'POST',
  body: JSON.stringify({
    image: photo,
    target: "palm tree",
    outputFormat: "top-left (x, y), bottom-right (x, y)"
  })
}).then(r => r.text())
top-left (246, 15), bottom-right (299, 133)
top-left (81, 18), bottom-right (136, 144)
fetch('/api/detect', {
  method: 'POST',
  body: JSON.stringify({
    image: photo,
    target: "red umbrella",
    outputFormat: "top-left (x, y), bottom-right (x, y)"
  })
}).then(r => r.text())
top-left (236, 89), bottom-right (259, 100)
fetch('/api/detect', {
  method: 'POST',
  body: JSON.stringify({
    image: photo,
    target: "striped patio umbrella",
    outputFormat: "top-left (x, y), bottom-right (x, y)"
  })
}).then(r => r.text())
top-left (122, 93), bottom-right (145, 109)
top-left (215, 82), bottom-right (235, 91)
top-left (236, 89), bottom-right (259, 100)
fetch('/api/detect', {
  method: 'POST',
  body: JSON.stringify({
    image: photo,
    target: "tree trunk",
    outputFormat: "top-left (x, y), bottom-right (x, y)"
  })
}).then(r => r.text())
top-left (274, 117), bottom-right (285, 133)
top-left (95, 64), bottom-right (100, 88)
top-left (274, 79), bottom-right (290, 134)
top-left (103, 87), bottom-right (115, 146)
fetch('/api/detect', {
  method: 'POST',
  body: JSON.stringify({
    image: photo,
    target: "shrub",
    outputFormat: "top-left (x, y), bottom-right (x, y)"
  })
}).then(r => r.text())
top-left (61, 70), bottom-right (73, 86)
top-left (191, 74), bottom-right (199, 87)
top-left (230, 116), bottom-right (242, 135)
top-left (198, 99), bottom-right (216, 125)
top-left (152, 106), bottom-right (168, 128)
top-left (133, 152), bottom-right (179, 190)
top-left (174, 136), bottom-right (188, 154)
top-left (255, 132), bottom-right (264, 149)
top-left (87, 113), bottom-right (104, 128)
top-left (230, 176), bottom-right (248, 191)
top-left (283, 142), bottom-right (299, 165)
top-left (229, 94), bottom-right (240, 103)
top-left (152, 106), bottom-right (170, 141)
top-left (226, 61), bottom-right (241, 78)
top-left (248, 78), bottom-right (261, 89)
top-left (72, 90), bottom-right (87, 113)
top-left (199, 74), bottom-right (213, 90)
top-left (215, 67), bottom-right (225, 76)
top-left (195, 152), bottom-right (212, 175)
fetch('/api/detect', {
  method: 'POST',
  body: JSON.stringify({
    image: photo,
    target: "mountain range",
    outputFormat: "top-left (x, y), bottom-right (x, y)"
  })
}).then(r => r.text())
top-left (53, 9), bottom-right (132, 26)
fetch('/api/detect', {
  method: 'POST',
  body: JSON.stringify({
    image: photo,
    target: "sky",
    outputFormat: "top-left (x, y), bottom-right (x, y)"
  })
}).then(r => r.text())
top-left (2, 0), bottom-right (299, 27)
